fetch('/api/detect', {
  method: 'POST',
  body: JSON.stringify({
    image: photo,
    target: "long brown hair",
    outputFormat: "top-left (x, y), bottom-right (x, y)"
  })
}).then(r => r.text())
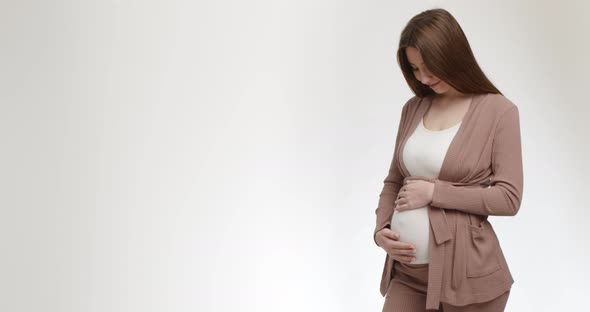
top-left (397, 8), bottom-right (502, 97)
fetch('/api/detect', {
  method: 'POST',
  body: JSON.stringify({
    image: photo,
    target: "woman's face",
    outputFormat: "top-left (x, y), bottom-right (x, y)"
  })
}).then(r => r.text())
top-left (405, 47), bottom-right (456, 95)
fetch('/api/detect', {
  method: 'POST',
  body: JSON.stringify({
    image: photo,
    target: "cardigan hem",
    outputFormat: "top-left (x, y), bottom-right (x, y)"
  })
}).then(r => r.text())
top-left (440, 281), bottom-right (513, 307)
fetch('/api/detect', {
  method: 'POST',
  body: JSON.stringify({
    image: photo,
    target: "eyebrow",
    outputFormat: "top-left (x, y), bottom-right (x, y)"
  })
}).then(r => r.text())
top-left (409, 62), bottom-right (424, 66)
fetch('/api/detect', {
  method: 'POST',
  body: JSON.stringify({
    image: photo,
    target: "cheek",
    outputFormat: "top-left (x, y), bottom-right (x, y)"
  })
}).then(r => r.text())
top-left (437, 80), bottom-right (449, 89)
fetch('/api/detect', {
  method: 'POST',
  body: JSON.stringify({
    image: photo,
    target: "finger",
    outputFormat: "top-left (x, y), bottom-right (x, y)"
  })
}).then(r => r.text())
top-left (388, 230), bottom-right (400, 240)
top-left (395, 204), bottom-right (408, 212)
top-left (392, 241), bottom-right (415, 250)
top-left (379, 229), bottom-right (397, 240)
top-left (394, 253), bottom-right (417, 261)
top-left (392, 255), bottom-right (417, 263)
top-left (389, 248), bottom-right (416, 259)
top-left (382, 230), bottom-right (399, 240)
top-left (394, 247), bottom-right (417, 256)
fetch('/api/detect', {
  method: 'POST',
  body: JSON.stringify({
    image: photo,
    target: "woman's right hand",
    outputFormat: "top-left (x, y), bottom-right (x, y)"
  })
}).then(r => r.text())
top-left (375, 228), bottom-right (416, 263)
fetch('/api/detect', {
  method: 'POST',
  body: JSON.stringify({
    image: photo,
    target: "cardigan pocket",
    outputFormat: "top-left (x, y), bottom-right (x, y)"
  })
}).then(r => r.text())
top-left (466, 221), bottom-right (501, 278)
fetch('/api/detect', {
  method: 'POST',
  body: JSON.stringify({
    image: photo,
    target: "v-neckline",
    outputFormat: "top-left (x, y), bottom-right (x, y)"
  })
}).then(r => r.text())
top-left (420, 116), bottom-right (462, 132)
top-left (398, 93), bottom-right (481, 180)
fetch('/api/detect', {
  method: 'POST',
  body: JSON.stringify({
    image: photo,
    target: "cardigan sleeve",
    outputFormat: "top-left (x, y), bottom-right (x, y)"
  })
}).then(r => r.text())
top-left (373, 101), bottom-right (410, 247)
top-left (430, 106), bottom-right (523, 216)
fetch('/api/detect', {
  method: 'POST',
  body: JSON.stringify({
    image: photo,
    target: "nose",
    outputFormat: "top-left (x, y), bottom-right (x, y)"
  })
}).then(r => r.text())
top-left (419, 69), bottom-right (434, 81)
top-left (421, 75), bottom-right (434, 84)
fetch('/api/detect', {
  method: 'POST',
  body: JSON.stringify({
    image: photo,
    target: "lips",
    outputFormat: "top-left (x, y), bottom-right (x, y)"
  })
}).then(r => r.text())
top-left (428, 81), bottom-right (440, 88)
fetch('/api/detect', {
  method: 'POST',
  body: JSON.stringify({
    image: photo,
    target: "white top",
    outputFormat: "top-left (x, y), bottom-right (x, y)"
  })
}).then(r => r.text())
top-left (390, 116), bottom-right (462, 264)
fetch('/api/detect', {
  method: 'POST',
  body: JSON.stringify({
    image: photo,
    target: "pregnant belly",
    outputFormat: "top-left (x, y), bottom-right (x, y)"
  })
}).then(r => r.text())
top-left (390, 206), bottom-right (430, 264)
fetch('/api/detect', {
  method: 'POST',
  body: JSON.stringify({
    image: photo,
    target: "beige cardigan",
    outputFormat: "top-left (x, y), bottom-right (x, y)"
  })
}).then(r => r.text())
top-left (373, 93), bottom-right (523, 309)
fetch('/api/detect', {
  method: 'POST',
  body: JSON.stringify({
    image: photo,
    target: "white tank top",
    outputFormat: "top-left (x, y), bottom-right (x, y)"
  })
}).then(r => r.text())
top-left (390, 116), bottom-right (462, 264)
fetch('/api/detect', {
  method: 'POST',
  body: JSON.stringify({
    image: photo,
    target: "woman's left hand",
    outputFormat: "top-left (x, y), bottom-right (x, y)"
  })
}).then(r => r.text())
top-left (394, 180), bottom-right (434, 212)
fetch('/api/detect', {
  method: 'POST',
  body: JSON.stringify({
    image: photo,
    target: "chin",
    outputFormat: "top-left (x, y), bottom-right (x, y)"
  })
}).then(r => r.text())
top-left (433, 86), bottom-right (449, 94)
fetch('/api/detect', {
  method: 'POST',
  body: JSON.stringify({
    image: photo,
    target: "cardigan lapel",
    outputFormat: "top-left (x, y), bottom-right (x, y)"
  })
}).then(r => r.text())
top-left (398, 93), bottom-right (478, 180)
top-left (396, 93), bottom-right (480, 309)
top-left (397, 93), bottom-right (479, 245)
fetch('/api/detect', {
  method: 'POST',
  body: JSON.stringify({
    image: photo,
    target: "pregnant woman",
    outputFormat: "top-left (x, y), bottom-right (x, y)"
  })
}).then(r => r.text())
top-left (373, 9), bottom-right (523, 312)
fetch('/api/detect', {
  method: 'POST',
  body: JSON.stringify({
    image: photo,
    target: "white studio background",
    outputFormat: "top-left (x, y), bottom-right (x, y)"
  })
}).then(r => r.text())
top-left (1, 1), bottom-right (588, 311)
